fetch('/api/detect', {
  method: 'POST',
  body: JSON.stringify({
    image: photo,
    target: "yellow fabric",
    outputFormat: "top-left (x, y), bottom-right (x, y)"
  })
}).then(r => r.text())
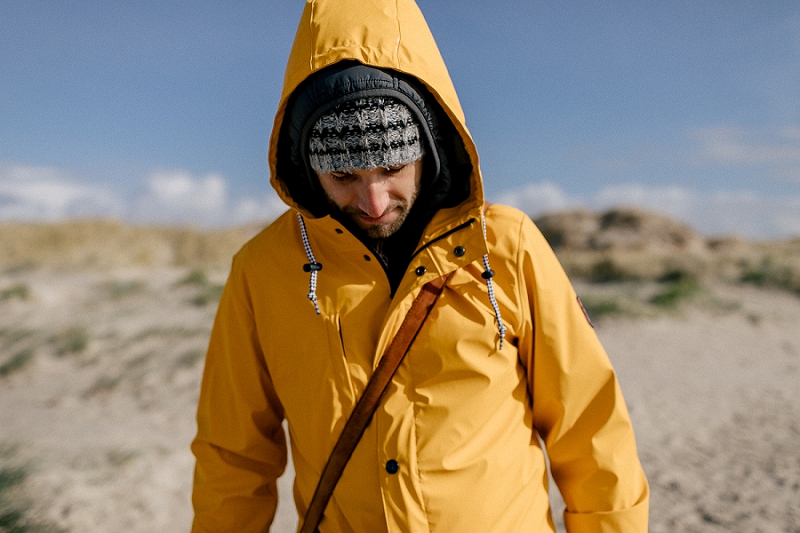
top-left (192, 0), bottom-right (649, 531)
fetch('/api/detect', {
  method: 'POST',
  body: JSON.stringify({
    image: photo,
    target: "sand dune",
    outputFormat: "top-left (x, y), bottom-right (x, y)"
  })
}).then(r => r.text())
top-left (0, 210), bottom-right (798, 532)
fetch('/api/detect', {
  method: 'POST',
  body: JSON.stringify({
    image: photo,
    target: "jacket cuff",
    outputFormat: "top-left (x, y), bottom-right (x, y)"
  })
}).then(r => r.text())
top-left (563, 497), bottom-right (649, 532)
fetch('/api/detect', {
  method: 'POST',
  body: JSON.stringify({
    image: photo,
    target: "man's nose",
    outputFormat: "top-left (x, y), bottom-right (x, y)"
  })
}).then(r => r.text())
top-left (357, 180), bottom-right (390, 218)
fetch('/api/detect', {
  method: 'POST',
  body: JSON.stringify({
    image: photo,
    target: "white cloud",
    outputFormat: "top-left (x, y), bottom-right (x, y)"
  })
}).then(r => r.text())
top-left (494, 182), bottom-right (571, 215)
top-left (0, 164), bottom-right (288, 227)
top-left (230, 194), bottom-right (289, 224)
top-left (492, 181), bottom-right (800, 238)
top-left (134, 171), bottom-right (229, 224)
top-left (591, 184), bottom-right (696, 221)
top-left (131, 170), bottom-right (289, 226)
top-left (0, 164), bottom-right (122, 220)
top-left (2, 164), bottom-right (796, 238)
top-left (689, 125), bottom-right (800, 165)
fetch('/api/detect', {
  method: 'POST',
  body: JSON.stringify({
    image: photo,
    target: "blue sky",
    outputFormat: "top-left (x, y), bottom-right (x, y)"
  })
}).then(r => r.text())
top-left (2, 1), bottom-right (799, 237)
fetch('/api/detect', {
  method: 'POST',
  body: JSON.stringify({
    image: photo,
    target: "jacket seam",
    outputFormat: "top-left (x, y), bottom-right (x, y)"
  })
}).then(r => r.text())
top-left (308, 1), bottom-right (316, 71)
top-left (393, 0), bottom-right (401, 67)
top-left (515, 212), bottom-right (527, 334)
top-left (412, 395), bottom-right (434, 533)
top-left (336, 315), bottom-right (358, 401)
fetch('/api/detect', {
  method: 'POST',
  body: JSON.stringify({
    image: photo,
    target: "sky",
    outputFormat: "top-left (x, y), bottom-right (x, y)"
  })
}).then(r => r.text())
top-left (2, 1), bottom-right (800, 238)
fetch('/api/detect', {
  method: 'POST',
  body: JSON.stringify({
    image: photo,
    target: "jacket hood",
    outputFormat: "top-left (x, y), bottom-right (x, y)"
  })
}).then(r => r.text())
top-left (268, 0), bottom-right (485, 223)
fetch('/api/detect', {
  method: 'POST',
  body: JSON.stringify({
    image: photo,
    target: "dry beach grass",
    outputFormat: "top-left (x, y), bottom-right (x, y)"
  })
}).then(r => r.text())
top-left (0, 208), bottom-right (798, 532)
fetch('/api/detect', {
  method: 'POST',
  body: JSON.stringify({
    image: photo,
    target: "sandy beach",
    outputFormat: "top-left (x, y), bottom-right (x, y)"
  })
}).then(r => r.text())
top-left (0, 215), bottom-right (798, 532)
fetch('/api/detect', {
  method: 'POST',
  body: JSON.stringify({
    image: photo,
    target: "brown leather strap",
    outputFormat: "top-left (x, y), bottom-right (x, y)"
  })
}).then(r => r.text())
top-left (299, 274), bottom-right (450, 533)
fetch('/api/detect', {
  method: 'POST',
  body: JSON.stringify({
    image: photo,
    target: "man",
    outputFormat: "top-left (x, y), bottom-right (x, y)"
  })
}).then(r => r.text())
top-left (191, 0), bottom-right (650, 531)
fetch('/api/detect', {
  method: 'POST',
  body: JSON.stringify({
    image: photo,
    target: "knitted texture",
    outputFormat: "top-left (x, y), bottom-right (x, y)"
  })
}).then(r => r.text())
top-left (308, 97), bottom-right (424, 173)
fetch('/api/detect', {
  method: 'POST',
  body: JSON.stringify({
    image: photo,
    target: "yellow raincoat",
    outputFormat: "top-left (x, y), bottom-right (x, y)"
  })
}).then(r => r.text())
top-left (191, 0), bottom-right (649, 531)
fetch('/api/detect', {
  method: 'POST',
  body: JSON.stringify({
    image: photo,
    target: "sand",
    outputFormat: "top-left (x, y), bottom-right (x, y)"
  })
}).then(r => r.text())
top-left (1, 267), bottom-right (798, 532)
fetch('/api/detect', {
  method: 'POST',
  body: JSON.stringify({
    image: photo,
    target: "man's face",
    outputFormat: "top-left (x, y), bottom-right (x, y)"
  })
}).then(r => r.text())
top-left (316, 159), bottom-right (423, 239)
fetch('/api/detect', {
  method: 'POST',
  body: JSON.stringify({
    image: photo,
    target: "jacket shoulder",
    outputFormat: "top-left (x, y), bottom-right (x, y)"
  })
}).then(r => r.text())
top-left (484, 203), bottom-right (529, 225)
top-left (232, 209), bottom-right (298, 269)
top-left (484, 203), bottom-right (551, 252)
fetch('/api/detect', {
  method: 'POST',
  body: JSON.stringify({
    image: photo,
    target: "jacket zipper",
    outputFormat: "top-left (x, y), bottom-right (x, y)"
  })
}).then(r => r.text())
top-left (365, 217), bottom-right (476, 298)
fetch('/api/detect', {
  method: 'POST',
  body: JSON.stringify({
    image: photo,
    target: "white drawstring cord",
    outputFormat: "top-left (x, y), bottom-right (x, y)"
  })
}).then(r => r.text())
top-left (297, 213), bottom-right (322, 315)
top-left (481, 215), bottom-right (507, 350)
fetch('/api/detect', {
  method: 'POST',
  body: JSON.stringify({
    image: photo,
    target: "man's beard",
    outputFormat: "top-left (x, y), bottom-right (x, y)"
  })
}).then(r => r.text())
top-left (325, 190), bottom-right (419, 240)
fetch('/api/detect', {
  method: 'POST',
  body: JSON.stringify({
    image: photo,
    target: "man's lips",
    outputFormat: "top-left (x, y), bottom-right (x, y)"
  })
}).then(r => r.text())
top-left (359, 213), bottom-right (391, 224)
top-left (356, 207), bottom-right (399, 224)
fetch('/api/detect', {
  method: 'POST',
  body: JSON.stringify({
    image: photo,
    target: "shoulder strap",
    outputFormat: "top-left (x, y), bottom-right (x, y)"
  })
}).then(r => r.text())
top-left (299, 274), bottom-right (450, 533)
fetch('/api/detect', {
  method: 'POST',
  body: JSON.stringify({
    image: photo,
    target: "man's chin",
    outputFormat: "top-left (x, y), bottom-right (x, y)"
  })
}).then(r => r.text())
top-left (362, 222), bottom-right (398, 239)
top-left (353, 210), bottom-right (408, 239)
top-left (360, 215), bottom-right (410, 239)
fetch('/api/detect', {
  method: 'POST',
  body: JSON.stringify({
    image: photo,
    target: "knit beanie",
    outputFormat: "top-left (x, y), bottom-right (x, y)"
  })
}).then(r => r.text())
top-left (308, 96), bottom-right (425, 174)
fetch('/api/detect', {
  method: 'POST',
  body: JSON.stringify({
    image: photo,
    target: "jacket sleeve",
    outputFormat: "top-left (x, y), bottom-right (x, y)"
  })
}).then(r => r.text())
top-left (191, 253), bottom-right (288, 533)
top-left (516, 215), bottom-right (650, 532)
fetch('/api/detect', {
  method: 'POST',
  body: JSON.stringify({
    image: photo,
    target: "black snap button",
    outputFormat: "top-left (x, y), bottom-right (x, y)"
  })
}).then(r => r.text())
top-left (415, 266), bottom-right (426, 276)
top-left (385, 459), bottom-right (399, 474)
top-left (454, 246), bottom-right (466, 257)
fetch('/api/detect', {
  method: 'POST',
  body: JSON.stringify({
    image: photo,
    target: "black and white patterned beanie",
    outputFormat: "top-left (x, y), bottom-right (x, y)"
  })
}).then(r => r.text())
top-left (308, 96), bottom-right (425, 174)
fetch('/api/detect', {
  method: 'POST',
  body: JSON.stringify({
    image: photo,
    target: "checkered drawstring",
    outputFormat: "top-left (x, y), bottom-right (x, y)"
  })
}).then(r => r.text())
top-left (297, 213), bottom-right (322, 315)
top-left (481, 215), bottom-right (507, 350)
